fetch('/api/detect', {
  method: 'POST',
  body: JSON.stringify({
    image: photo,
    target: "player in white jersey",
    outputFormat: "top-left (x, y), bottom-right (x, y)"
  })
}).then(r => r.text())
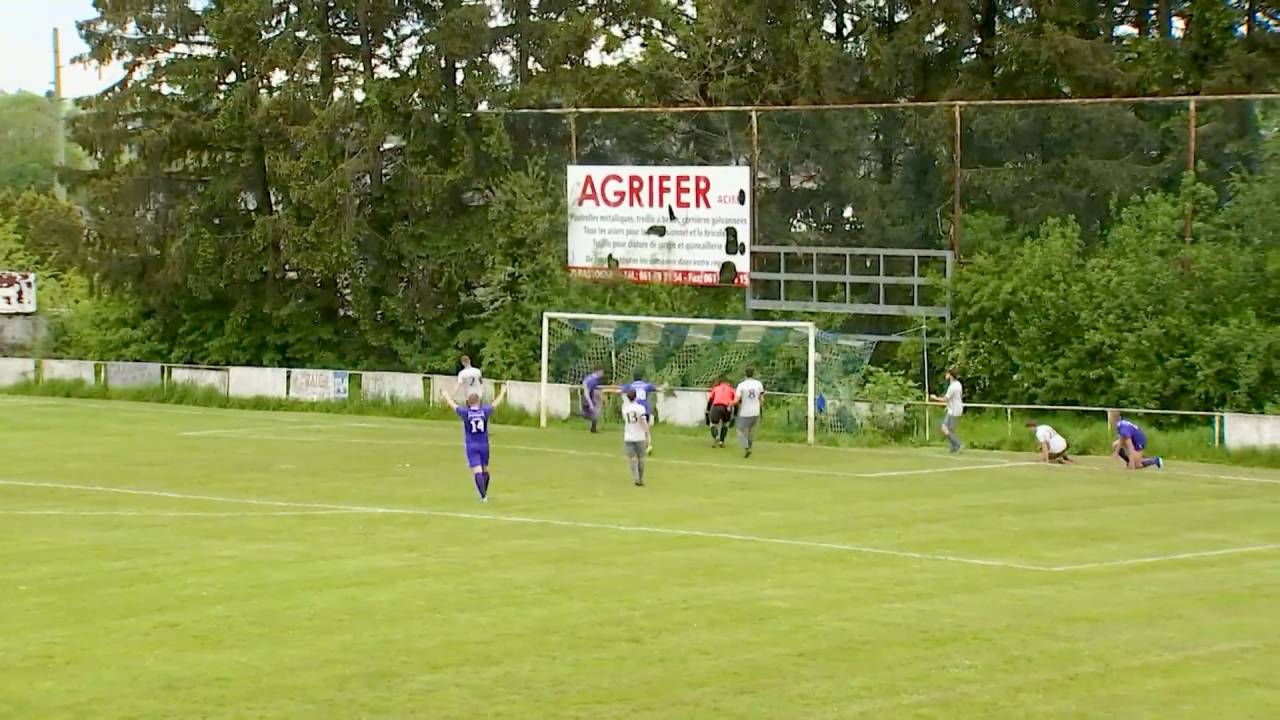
top-left (621, 389), bottom-right (651, 487)
top-left (1026, 421), bottom-right (1072, 464)
top-left (454, 355), bottom-right (483, 400)
top-left (929, 369), bottom-right (964, 453)
top-left (734, 368), bottom-right (765, 458)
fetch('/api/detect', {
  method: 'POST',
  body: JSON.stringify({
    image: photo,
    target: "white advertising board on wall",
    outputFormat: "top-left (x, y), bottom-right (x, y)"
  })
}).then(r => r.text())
top-left (228, 366), bottom-right (287, 399)
top-left (0, 357), bottom-right (35, 386)
top-left (289, 369), bottom-right (349, 402)
top-left (1224, 412), bottom-right (1280, 449)
top-left (361, 372), bottom-right (424, 402)
top-left (170, 366), bottom-right (229, 395)
top-left (0, 272), bottom-right (37, 314)
top-left (106, 361), bottom-right (163, 388)
top-left (566, 165), bottom-right (751, 287)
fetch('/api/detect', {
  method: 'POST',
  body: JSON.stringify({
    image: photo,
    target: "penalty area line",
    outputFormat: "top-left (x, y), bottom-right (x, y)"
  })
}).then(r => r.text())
top-left (180, 431), bottom-right (1035, 480)
top-left (0, 509), bottom-right (376, 517)
top-left (0, 478), bottom-right (1045, 572)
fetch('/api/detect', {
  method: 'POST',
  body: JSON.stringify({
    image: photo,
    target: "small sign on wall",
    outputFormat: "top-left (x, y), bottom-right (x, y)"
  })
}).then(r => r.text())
top-left (0, 272), bottom-right (36, 314)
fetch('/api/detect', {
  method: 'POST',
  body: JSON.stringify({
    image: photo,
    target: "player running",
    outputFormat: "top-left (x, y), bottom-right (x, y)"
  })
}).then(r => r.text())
top-left (454, 354), bottom-right (483, 401)
top-left (621, 389), bottom-right (651, 487)
top-left (626, 371), bottom-right (658, 454)
top-left (581, 366), bottom-right (605, 433)
top-left (1026, 420), bottom-right (1072, 464)
top-left (441, 384), bottom-right (508, 502)
top-left (734, 368), bottom-right (765, 458)
top-left (706, 376), bottom-right (736, 448)
top-left (929, 369), bottom-right (964, 453)
top-left (1109, 411), bottom-right (1164, 470)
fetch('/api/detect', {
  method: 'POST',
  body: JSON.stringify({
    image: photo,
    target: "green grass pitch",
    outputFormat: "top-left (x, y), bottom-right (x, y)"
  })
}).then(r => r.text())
top-left (2, 395), bottom-right (1279, 718)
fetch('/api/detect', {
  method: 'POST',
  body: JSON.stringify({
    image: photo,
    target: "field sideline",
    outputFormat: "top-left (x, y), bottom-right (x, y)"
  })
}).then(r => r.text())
top-left (2, 396), bottom-right (1278, 718)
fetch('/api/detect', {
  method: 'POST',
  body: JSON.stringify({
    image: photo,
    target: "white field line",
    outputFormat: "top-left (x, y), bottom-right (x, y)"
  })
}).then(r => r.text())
top-left (1046, 544), bottom-right (1280, 571)
top-left (180, 424), bottom-right (339, 437)
top-left (181, 430), bottom-right (1036, 480)
top-left (0, 509), bottom-right (373, 517)
top-left (0, 479), bottom-right (1044, 571)
top-left (5, 479), bottom-right (1276, 572)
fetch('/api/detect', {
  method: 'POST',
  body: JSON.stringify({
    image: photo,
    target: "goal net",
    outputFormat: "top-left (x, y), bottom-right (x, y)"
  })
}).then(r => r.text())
top-left (539, 312), bottom-right (876, 443)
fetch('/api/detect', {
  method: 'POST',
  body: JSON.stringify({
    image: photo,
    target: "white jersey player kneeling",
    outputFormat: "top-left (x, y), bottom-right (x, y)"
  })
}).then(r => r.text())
top-left (621, 389), bottom-right (652, 487)
top-left (1026, 421), bottom-right (1072, 464)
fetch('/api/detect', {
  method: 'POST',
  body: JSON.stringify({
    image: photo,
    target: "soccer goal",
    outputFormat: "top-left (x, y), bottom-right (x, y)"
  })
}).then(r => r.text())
top-left (540, 312), bottom-right (874, 444)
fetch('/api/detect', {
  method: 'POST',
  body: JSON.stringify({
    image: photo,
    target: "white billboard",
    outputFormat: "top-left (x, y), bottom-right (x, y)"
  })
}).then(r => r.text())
top-left (567, 165), bottom-right (751, 287)
top-left (0, 272), bottom-right (36, 314)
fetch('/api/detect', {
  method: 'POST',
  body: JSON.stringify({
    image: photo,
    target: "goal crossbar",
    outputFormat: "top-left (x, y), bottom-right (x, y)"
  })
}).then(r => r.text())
top-left (540, 311), bottom-right (818, 444)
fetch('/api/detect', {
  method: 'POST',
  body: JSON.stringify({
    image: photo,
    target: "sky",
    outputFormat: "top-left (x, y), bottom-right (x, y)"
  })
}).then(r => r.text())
top-left (0, 0), bottom-right (123, 98)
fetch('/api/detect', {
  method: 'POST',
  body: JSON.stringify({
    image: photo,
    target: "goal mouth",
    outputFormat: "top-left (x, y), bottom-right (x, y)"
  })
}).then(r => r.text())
top-left (539, 312), bottom-right (876, 443)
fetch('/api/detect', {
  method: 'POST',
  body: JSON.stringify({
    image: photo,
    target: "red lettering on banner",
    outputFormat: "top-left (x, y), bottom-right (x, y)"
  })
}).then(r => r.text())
top-left (566, 265), bottom-right (749, 288)
top-left (576, 172), bottom-right (718, 209)
top-left (628, 175), bottom-right (644, 207)
top-left (695, 176), bottom-right (710, 208)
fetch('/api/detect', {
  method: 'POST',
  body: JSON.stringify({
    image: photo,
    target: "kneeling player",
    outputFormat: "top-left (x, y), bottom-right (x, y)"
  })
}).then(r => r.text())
top-left (1026, 421), bottom-right (1072, 464)
top-left (621, 389), bottom-right (651, 486)
top-left (706, 376), bottom-right (736, 448)
top-left (1109, 411), bottom-right (1164, 470)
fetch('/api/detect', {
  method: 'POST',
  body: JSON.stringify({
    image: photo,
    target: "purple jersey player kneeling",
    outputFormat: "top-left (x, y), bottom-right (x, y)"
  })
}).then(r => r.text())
top-left (441, 384), bottom-right (509, 502)
top-left (1108, 411), bottom-right (1163, 471)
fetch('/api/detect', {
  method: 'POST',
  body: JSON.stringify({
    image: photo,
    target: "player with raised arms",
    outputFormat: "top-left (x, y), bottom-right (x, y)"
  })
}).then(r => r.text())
top-left (626, 370), bottom-right (658, 454)
top-left (581, 366), bottom-right (605, 433)
top-left (454, 354), bottom-right (483, 401)
top-left (706, 376), bottom-right (736, 448)
top-left (1109, 411), bottom-right (1164, 470)
top-left (734, 368), bottom-right (765, 458)
top-left (440, 384), bottom-right (509, 502)
top-left (621, 389), bottom-right (652, 486)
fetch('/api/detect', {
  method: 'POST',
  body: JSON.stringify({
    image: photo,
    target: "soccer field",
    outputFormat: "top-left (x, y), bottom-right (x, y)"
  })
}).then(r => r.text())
top-left (3, 396), bottom-right (1279, 718)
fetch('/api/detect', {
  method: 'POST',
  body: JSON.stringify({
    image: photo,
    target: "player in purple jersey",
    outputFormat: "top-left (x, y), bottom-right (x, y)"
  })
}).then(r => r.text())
top-left (581, 366), bottom-right (605, 433)
top-left (1109, 411), bottom-right (1164, 470)
top-left (441, 384), bottom-right (509, 501)
top-left (625, 370), bottom-right (659, 454)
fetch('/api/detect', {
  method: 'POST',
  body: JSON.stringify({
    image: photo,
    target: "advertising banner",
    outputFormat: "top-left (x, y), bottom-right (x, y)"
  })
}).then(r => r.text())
top-left (567, 166), bottom-right (751, 287)
top-left (0, 272), bottom-right (36, 313)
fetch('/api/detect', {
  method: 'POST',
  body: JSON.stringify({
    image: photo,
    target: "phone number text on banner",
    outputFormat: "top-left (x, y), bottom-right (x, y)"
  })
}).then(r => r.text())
top-left (566, 165), bottom-right (751, 287)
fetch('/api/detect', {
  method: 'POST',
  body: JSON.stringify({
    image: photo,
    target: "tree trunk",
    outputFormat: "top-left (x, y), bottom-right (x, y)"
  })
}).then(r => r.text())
top-left (832, 0), bottom-right (847, 45)
top-left (515, 0), bottom-right (530, 87)
top-left (356, 0), bottom-right (382, 195)
top-left (1157, 0), bottom-right (1172, 40)
top-left (317, 0), bottom-right (333, 102)
top-left (1134, 0), bottom-right (1151, 38)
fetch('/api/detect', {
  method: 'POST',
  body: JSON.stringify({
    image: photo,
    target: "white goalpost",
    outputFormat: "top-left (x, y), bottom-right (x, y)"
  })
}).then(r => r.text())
top-left (539, 311), bottom-right (819, 444)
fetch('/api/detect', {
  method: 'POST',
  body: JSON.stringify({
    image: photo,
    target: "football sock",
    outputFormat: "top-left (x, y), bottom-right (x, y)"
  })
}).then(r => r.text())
top-left (718, 426), bottom-right (728, 443)
top-left (1140, 458), bottom-right (1159, 468)
top-left (474, 472), bottom-right (486, 499)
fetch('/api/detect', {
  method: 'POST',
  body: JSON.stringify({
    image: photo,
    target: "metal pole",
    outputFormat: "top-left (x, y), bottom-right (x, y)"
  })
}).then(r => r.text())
top-left (1185, 99), bottom-right (1197, 242)
top-left (922, 323), bottom-right (930, 441)
top-left (951, 103), bottom-right (962, 258)
top-left (568, 114), bottom-right (578, 163)
top-left (1006, 407), bottom-right (1012, 437)
top-left (51, 28), bottom-right (66, 202)
top-left (806, 323), bottom-right (817, 445)
top-left (538, 313), bottom-right (550, 428)
top-left (1214, 413), bottom-right (1221, 449)
top-left (747, 110), bottom-right (759, 319)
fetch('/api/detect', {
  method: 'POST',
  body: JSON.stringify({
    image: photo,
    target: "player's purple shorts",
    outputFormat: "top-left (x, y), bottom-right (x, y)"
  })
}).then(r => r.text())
top-left (465, 443), bottom-right (490, 468)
